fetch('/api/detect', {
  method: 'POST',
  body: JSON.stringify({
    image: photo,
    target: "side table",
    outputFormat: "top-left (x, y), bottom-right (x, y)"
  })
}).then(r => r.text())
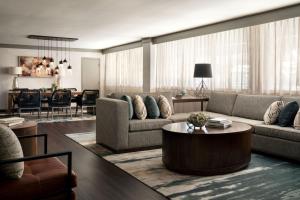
top-left (11, 121), bottom-right (38, 156)
top-left (172, 96), bottom-right (209, 111)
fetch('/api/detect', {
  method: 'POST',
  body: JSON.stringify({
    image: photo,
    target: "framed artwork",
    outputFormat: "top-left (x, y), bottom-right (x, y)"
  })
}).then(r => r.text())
top-left (18, 56), bottom-right (54, 77)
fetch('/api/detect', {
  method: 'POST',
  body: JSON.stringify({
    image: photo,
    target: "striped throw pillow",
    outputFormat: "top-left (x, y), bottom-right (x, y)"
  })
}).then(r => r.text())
top-left (158, 95), bottom-right (172, 119)
top-left (133, 95), bottom-right (147, 120)
top-left (263, 101), bottom-right (284, 125)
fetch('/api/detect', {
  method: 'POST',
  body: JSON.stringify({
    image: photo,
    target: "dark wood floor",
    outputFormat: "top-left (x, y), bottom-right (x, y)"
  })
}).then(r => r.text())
top-left (38, 121), bottom-right (168, 200)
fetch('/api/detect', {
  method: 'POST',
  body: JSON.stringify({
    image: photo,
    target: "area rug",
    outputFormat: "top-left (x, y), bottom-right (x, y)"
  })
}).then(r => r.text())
top-left (64, 132), bottom-right (300, 199)
top-left (65, 132), bottom-right (112, 156)
top-left (19, 112), bottom-right (96, 123)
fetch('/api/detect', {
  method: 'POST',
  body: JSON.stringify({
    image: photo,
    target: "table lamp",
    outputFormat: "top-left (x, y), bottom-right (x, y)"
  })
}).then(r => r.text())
top-left (10, 67), bottom-right (22, 89)
top-left (193, 63), bottom-right (212, 97)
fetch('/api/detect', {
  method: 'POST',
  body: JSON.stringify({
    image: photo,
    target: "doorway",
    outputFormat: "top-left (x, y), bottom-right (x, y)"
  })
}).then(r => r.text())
top-left (81, 58), bottom-right (100, 90)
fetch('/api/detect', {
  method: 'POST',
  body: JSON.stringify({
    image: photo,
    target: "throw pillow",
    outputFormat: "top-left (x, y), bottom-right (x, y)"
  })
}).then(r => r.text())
top-left (144, 96), bottom-right (160, 119)
top-left (120, 95), bottom-right (134, 120)
top-left (0, 125), bottom-right (24, 179)
top-left (132, 95), bottom-right (147, 120)
top-left (263, 101), bottom-right (284, 125)
top-left (277, 101), bottom-right (299, 127)
top-left (294, 110), bottom-right (300, 130)
top-left (158, 95), bottom-right (172, 119)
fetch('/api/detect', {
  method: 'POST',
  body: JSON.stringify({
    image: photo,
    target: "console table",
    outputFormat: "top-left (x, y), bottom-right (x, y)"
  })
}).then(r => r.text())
top-left (172, 96), bottom-right (209, 111)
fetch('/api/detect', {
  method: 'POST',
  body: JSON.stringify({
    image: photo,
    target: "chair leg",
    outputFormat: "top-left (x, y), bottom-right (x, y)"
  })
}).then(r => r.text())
top-left (52, 108), bottom-right (54, 120)
top-left (38, 108), bottom-right (40, 119)
top-left (81, 107), bottom-right (83, 118)
top-left (75, 105), bottom-right (78, 117)
top-left (47, 107), bottom-right (49, 118)
top-left (18, 109), bottom-right (21, 117)
top-left (70, 107), bottom-right (72, 118)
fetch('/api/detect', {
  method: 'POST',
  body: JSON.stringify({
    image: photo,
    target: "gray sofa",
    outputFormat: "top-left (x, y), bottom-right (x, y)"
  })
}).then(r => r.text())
top-left (96, 92), bottom-right (300, 162)
top-left (96, 92), bottom-right (192, 151)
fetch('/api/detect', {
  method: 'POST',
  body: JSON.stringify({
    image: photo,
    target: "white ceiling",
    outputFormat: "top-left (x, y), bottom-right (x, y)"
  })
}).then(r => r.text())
top-left (0, 0), bottom-right (299, 49)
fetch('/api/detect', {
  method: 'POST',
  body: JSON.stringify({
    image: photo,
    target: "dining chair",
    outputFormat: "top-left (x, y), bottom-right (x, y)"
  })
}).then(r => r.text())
top-left (11, 88), bottom-right (29, 114)
top-left (75, 90), bottom-right (99, 117)
top-left (47, 89), bottom-right (72, 119)
top-left (17, 89), bottom-right (41, 118)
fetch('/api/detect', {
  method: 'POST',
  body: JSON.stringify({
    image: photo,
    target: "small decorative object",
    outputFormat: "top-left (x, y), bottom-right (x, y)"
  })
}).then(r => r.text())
top-left (193, 63), bottom-right (212, 97)
top-left (187, 112), bottom-right (209, 128)
top-left (51, 83), bottom-right (57, 92)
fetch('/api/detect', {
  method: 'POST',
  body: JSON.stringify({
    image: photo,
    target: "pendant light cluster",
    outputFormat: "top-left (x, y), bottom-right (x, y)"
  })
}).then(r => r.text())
top-left (28, 35), bottom-right (78, 77)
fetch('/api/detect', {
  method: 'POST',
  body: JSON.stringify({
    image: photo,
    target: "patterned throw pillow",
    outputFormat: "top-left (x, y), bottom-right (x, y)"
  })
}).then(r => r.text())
top-left (158, 95), bottom-right (172, 119)
top-left (144, 96), bottom-right (160, 119)
top-left (263, 101), bottom-right (284, 125)
top-left (120, 95), bottom-right (134, 120)
top-left (132, 95), bottom-right (147, 120)
top-left (293, 110), bottom-right (300, 129)
top-left (0, 125), bottom-right (24, 179)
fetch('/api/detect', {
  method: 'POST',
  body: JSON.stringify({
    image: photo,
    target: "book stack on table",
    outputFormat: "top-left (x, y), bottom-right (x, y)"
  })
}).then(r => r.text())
top-left (0, 117), bottom-right (25, 127)
top-left (207, 118), bottom-right (232, 128)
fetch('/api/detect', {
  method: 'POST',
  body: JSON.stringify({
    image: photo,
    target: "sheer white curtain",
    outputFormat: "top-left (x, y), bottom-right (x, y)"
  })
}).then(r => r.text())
top-left (153, 27), bottom-right (250, 93)
top-left (153, 17), bottom-right (300, 95)
top-left (104, 47), bottom-right (143, 93)
top-left (250, 17), bottom-right (300, 95)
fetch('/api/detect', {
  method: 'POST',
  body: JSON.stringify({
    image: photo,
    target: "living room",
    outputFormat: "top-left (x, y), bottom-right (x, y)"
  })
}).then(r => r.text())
top-left (0, 0), bottom-right (300, 200)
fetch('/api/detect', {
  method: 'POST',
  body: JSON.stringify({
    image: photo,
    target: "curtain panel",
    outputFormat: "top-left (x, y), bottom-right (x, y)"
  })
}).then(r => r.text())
top-left (153, 17), bottom-right (300, 95)
top-left (104, 47), bottom-right (143, 94)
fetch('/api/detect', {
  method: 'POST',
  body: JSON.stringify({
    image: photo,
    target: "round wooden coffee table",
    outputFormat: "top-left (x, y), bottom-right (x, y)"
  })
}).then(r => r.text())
top-left (162, 122), bottom-right (253, 175)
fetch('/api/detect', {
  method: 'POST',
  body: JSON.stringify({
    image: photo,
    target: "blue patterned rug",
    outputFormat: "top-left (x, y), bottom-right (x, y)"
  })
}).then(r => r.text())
top-left (104, 149), bottom-right (300, 200)
top-left (63, 132), bottom-right (300, 199)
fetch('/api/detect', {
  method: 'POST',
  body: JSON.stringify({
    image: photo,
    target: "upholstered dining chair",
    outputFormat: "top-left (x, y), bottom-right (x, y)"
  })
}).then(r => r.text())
top-left (47, 89), bottom-right (72, 119)
top-left (17, 89), bottom-right (41, 118)
top-left (75, 90), bottom-right (99, 117)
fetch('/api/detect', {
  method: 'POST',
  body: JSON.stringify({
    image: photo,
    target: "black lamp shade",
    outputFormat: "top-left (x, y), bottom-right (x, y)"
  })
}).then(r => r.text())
top-left (194, 63), bottom-right (212, 78)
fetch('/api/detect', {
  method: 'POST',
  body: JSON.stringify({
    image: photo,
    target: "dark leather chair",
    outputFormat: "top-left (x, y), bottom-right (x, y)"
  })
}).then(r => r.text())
top-left (0, 134), bottom-right (77, 200)
top-left (17, 89), bottom-right (41, 118)
top-left (47, 89), bottom-right (72, 119)
top-left (11, 88), bottom-right (29, 114)
top-left (75, 90), bottom-right (99, 117)
top-left (64, 88), bottom-right (78, 103)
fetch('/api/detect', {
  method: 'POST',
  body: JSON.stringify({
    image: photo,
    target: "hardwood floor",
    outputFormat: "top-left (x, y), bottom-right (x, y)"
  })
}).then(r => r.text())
top-left (38, 121), bottom-right (167, 200)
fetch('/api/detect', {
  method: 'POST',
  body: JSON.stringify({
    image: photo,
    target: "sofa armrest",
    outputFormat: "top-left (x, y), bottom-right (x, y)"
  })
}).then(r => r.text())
top-left (96, 98), bottom-right (129, 151)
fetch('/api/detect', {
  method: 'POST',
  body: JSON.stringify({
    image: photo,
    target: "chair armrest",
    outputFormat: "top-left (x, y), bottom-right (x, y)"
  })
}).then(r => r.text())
top-left (17, 134), bottom-right (48, 154)
top-left (96, 98), bottom-right (129, 151)
top-left (0, 151), bottom-right (73, 193)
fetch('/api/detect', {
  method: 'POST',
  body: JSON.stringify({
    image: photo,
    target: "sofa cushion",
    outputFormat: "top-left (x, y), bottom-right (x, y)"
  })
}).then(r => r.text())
top-left (158, 95), bottom-right (172, 119)
top-left (132, 95), bottom-right (147, 120)
top-left (0, 157), bottom-right (77, 199)
top-left (129, 119), bottom-right (172, 132)
top-left (224, 116), bottom-right (264, 126)
top-left (254, 124), bottom-right (300, 142)
top-left (144, 96), bottom-right (160, 119)
top-left (120, 95), bottom-right (134, 120)
top-left (169, 113), bottom-right (191, 122)
top-left (206, 92), bottom-right (237, 115)
top-left (263, 101), bottom-right (284, 125)
top-left (232, 94), bottom-right (281, 120)
top-left (277, 101), bottom-right (299, 127)
top-left (281, 96), bottom-right (300, 106)
top-left (0, 125), bottom-right (24, 179)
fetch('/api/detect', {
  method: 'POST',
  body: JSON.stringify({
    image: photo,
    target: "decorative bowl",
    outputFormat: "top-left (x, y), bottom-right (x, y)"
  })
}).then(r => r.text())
top-left (187, 112), bottom-right (208, 128)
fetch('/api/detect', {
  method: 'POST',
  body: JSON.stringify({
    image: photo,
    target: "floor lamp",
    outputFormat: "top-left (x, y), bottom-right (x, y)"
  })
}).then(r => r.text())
top-left (193, 63), bottom-right (212, 97)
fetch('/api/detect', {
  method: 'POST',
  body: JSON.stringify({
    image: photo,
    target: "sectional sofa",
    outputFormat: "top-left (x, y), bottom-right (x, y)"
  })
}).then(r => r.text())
top-left (96, 92), bottom-right (300, 162)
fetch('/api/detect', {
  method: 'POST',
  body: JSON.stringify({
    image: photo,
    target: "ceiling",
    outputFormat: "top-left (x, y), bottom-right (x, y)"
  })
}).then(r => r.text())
top-left (0, 0), bottom-right (299, 49)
